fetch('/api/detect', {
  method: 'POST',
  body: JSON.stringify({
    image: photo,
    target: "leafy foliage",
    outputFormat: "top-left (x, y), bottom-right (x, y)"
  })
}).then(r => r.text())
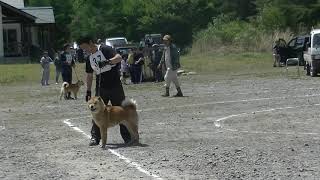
top-left (27, 0), bottom-right (320, 50)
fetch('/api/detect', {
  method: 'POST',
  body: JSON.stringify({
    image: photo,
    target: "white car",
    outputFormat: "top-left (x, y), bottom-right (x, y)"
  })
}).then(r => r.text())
top-left (304, 29), bottom-right (320, 76)
top-left (105, 37), bottom-right (128, 48)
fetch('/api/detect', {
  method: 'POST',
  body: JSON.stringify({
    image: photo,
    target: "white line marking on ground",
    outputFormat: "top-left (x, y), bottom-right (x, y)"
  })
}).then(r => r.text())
top-left (199, 87), bottom-right (319, 97)
top-left (50, 93), bottom-right (320, 113)
top-left (139, 93), bottom-right (320, 112)
top-left (49, 92), bottom-right (320, 111)
top-left (63, 118), bottom-right (163, 180)
top-left (214, 104), bottom-right (320, 135)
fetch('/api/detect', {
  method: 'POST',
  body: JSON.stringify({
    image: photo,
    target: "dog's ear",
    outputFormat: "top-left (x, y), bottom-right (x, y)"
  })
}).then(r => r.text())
top-left (97, 97), bottom-right (102, 101)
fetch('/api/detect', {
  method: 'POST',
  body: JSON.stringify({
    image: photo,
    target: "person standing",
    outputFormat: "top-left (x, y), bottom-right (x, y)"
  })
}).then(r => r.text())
top-left (60, 43), bottom-right (75, 99)
top-left (158, 34), bottom-right (183, 97)
top-left (40, 51), bottom-right (52, 86)
top-left (77, 35), bottom-right (131, 146)
top-left (131, 47), bottom-right (145, 84)
top-left (54, 51), bottom-right (62, 84)
top-left (120, 52), bottom-right (130, 85)
top-left (151, 44), bottom-right (163, 82)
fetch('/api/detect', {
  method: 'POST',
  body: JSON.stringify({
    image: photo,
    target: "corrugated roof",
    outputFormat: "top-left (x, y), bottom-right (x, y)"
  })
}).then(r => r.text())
top-left (1, 0), bottom-right (24, 8)
top-left (0, 1), bottom-right (35, 21)
top-left (21, 7), bottom-right (55, 24)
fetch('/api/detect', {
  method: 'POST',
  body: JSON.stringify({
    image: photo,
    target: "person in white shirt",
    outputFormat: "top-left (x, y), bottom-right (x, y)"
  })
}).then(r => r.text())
top-left (40, 51), bottom-right (52, 86)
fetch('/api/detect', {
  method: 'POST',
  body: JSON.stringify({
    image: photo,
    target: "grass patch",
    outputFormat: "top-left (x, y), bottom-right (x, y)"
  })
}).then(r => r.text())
top-left (0, 63), bottom-right (86, 85)
top-left (0, 52), bottom-right (294, 85)
top-left (181, 52), bottom-right (282, 78)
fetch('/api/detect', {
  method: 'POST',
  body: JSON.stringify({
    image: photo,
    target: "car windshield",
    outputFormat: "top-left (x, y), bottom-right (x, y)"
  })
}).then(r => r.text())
top-left (296, 38), bottom-right (304, 47)
top-left (152, 36), bottom-right (162, 44)
top-left (118, 49), bottom-right (129, 55)
top-left (313, 34), bottom-right (320, 48)
top-left (109, 39), bottom-right (127, 46)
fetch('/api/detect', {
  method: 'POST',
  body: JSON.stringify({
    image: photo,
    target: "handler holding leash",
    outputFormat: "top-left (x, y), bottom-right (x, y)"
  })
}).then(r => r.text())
top-left (61, 43), bottom-right (75, 99)
top-left (77, 35), bottom-right (131, 146)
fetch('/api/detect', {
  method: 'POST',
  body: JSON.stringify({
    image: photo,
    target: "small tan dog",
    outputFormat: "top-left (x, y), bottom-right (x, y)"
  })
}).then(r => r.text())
top-left (87, 96), bottom-right (139, 148)
top-left (60, 80), bottom-right (84, 100)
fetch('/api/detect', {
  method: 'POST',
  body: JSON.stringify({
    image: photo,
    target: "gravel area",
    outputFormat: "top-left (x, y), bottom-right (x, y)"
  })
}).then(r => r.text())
top-left (1, 74), bottom-right (320, 179)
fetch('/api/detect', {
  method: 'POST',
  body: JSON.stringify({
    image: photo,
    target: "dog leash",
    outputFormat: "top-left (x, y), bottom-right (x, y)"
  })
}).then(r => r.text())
top-left (97, 66), bottom-right (102, 96)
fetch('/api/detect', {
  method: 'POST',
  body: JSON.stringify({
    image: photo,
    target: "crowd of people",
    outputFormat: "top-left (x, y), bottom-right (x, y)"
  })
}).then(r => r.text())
top-left (40, 34), bottom-right (183, 145)
top-left (40, 34), bottom-right (182, 96)
top-left (40, 44), bottom-right (77, 99)
top-left (78, 34), bottom-right (183, 146)
top-left (117, 44), bottom-right (166, 85)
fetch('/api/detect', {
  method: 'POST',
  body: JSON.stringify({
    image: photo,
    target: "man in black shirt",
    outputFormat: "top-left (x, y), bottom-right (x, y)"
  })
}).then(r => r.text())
top-left (77, 35), bottom-right (131, 146)
top-left (130, 47), bottom-right (144, 84)
top-left (61, 43), bottom-right (75, 99)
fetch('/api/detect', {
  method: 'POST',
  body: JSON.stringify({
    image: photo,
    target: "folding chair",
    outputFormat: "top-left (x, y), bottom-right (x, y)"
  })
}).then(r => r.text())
top-left (286, 58), bottom-right (300, 77)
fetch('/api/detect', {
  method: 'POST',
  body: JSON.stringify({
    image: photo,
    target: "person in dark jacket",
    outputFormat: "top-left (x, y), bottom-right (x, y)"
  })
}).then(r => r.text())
top-left (130, 47), bottom-right (144, 84)
top-left (77, 35), bottom-right (131, 146)
top-left (60, 43), bottom-right (75, 99)
top-left (151, 44), bottom-right (163, 82)
top-left (54, 51), bottom-right (62, 84)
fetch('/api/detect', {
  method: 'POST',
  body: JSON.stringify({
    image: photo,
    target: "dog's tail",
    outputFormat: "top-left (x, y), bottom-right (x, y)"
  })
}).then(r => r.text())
top-left (62, 82), bottom-right (69, 88)
top-left (121, 99), bottom-right (137, 110)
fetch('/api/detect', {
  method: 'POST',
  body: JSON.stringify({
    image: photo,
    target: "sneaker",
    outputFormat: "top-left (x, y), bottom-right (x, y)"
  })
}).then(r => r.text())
top-left (55, 82), bottom-right (58, 85)
top-left (89, 139), bottom-right (100, 146)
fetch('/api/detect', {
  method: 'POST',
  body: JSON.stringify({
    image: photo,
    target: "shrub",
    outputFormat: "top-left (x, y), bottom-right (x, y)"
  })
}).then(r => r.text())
top-left (191, 16), bottom-right (295, 54)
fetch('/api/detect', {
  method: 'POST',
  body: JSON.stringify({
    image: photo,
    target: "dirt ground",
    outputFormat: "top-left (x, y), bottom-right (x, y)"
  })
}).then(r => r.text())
top-left (1, 74), bottom-right (320, 180)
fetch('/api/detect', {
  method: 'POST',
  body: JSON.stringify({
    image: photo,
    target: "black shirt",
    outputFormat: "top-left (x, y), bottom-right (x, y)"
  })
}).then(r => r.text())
top-left (86, 45), bottom-right (121, 89)
top-left (60, 51), bottom-right (74, 69)
top-left (132, 52), bottom-right (144, 67)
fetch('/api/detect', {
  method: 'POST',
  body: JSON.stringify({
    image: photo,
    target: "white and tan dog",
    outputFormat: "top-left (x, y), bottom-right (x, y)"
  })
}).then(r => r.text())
top-left (60, 80), bottom-right (84, 100)
top-left (87, 96), bottom-right (139, 148)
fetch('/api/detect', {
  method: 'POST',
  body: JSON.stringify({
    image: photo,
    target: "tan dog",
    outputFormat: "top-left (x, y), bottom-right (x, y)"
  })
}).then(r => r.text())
top-left (60, 80), bottom-right (84, 100)
top-left (87, 96), bottom-right (139, 148)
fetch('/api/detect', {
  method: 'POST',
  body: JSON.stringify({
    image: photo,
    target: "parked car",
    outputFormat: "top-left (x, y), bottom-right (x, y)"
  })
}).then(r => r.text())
top-left (304, 29), bottom-right (320, 76)
top-left (105, 37), bottom-right (128, 48)
top-left (273, 35), bottom-right (309, 67)
top-left (144, 34), bottom-right (162, 47)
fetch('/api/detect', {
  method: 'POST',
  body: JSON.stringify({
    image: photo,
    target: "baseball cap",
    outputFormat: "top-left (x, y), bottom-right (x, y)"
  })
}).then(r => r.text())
top-left (163, 35), bottom-right (172, 41)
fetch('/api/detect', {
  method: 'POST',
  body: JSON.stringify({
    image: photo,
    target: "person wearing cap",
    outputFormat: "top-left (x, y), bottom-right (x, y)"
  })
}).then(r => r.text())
top-left (40, 51), bottom-right (52, 86)
top-left (60, 43), bottom-right (75, 99)
top-left (77, 35), bottom-right (132, 146)
top-left (158, 34), bottom-right (183, 97)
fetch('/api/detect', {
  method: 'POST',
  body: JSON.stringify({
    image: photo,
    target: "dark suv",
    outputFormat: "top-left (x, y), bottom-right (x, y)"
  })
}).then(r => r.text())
top-left (274, 35), bottom-right (310, 66)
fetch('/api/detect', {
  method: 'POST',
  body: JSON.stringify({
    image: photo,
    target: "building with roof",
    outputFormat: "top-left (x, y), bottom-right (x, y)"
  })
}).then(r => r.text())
top-left (0, 0), bottom-right (55, 61)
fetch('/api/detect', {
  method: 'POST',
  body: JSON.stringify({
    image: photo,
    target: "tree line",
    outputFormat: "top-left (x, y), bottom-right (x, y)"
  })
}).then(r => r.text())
top-left (28, 0), bottom-right (320, 50)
